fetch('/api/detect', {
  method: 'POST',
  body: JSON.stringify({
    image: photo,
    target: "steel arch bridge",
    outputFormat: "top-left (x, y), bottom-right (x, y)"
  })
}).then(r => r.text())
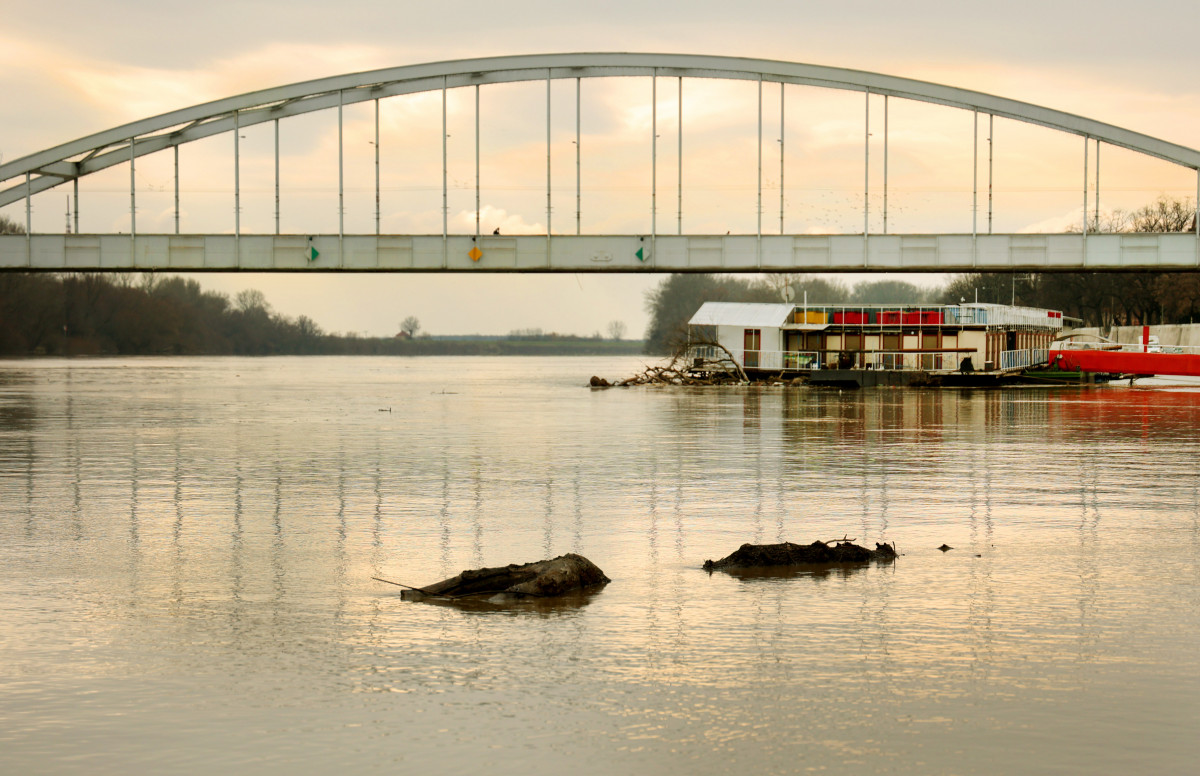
top-left (2, 52), bottom-right (1198, 273)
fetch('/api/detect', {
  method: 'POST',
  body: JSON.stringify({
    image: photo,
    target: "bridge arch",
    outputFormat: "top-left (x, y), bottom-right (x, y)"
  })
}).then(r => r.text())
top-left (3, 52), bottom-right (1200, 212)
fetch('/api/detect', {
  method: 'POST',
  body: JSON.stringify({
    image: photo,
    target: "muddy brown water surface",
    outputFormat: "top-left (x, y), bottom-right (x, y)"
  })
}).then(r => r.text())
top-left (1, 356), bottom-right (1198, 774)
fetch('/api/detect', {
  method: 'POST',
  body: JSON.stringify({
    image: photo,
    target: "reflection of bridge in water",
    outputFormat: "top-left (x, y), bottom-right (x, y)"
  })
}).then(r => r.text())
top-left (3, 362), bottom-right (1200, 710)
top-left (2, 53), bottom-right (1199, 273)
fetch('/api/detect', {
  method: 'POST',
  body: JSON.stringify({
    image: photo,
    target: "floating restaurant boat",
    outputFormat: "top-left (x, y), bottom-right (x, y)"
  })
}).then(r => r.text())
top-left (686, 301), bottom-right (1064, 386)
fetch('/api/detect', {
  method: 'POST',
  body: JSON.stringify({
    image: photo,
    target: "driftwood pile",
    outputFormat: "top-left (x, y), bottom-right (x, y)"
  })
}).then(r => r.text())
top-left (703, 539), bottom-right (897, 571)
top-left (393, 553), bottom-right (611, 602)
top-left (591, 342), bottom-right (752, 387)
top-left (377, 539), bottom-right (905, 609)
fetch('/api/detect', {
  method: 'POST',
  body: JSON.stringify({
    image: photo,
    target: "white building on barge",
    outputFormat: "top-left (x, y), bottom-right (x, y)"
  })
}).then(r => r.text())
top-left (687, 301), bottom-right (1064, 384)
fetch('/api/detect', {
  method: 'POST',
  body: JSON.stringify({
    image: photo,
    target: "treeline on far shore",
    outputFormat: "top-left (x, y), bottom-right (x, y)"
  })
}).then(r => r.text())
top-left (323, 336), bottom-right (643, 357)
top-left (0, 272), bottom-right (642, 357)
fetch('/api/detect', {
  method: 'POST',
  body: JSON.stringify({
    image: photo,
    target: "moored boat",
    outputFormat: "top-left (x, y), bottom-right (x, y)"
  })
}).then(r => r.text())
top-left (687, 301), bottom-right (1064, 386)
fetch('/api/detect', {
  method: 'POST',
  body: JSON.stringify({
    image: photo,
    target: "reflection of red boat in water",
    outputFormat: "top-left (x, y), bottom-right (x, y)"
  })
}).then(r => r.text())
top-left (1050, 329), bottom-right (1200, 378)
top-left (1043, 380), bottom-right (1200, 444)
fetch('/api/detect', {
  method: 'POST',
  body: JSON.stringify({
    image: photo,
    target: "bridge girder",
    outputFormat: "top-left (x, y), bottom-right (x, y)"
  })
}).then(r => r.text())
top-left (2, 232), bottom-right (1198, 274)
top-left (3, 53), bottom-right (1200, 211)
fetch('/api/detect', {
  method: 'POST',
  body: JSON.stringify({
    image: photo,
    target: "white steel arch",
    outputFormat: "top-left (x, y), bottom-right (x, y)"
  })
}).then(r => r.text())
top-left (3, 52), bottom-right (1200, 211)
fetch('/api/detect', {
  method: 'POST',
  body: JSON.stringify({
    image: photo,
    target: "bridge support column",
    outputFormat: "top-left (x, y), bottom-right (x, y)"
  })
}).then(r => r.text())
top-left (274, 119), bottom-right (280, 234)
top-left (756, 74), bottom-right (762, 244)
top-left (337, 91), bottom-right (343, 241)
top-left (475, 86), bottom-right (480, 239)
top-left (883, 95), bottom-right (888, 235)
top-left (577, 77), bottom-right (582, 236)
top-left (651, 70), bottom-right (657, 252)
top-left (1082, 135), bottom-right (1090, 239)
top-left (441, 78), bottom-right (447, 267)
top-left (376, 97), bottom-right (381, 237)
top-left (972, 110), bottom-right (978, 238)
top-left (25, 173), bottom-right (31, 265)
top-left (234, 110), bottom-right (240, 247)
top-left (779, 83), bottom-right (785, 234)
top-left (988, 114), bottom-right (993, 234)
top-left (129, 138), bottom-right (136, 238)
top-left (863, 89), bottom-right (869, 237)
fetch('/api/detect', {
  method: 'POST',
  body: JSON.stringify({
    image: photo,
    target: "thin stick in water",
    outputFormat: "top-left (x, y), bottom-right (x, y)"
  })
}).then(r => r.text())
top-left (372, 577), bottom-right (434, 595)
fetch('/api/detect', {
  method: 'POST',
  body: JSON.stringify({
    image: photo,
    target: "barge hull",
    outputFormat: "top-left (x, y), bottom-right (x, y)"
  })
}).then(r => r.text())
top-left (1052, 350), bottom-right (1200, 377)
top-left (802, 370), bottom-right (1009, 388)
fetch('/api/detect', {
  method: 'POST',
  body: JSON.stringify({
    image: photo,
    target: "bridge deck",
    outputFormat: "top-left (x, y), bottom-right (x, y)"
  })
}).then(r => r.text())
top-left (2, 233), bottom-right (1198, 272)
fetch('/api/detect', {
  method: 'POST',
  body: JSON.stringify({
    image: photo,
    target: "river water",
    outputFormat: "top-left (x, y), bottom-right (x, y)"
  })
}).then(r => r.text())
top-left (1, 356), bottom-right (1198, 775)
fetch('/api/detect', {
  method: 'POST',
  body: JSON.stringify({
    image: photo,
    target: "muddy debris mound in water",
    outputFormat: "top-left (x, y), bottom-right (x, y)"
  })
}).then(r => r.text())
top-left (703, 541), bottom-right (897, 571)
top-left (401, 553), bottom-right (611, 601)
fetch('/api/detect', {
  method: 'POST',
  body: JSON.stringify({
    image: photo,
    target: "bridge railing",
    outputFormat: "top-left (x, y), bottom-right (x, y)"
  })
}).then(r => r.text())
top-left (1050, 342), bottom-right (1200, 355)
top-left (3, 232), bottom-right (1199, 273)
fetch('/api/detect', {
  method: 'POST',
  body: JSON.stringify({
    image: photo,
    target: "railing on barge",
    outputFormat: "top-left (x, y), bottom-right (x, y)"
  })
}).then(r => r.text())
top-left (690, 346), bottom-right (1052, 375)
top-left (1050, 342), bottom-right (1200, 355)
top-left (692, 348), bottom-right (976, 373)
top-left (782, 303), bottom-right (1064, 329)
top-left (861, 351), bottom-right (970, 372)
top-left (1000, 348), bottom-right (1050, 371)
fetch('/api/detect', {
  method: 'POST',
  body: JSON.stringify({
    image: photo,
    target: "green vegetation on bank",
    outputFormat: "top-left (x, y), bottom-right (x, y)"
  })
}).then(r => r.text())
top-left (0, 272), bottom-right (318, 356)
top-left (0, 270), bottom-right (641, 357)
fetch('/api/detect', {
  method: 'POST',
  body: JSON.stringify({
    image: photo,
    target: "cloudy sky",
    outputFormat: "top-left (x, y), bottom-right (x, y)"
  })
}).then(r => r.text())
top-left (3, 1), bottom-right (1199, 337)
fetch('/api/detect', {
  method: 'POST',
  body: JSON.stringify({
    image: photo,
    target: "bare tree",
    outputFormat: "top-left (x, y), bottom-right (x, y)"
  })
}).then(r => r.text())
top-left (296, 315), bottom-right (323, 338)
top-left (1128, 195), bottom-right (1196, 232)
top-left (763, 273), bottom-right (801, 298)
top-left (138, 272), bottom-right (160, 294)
top-left (1075, 195), bottom-right (1197, 234)
top-left (606, 320), bottom-right (627, 341)
top-left (235, 288), bottom-right (270, 314)
top-left (400, 315), bottom-right (421, 337)
top-left (0, 214), bottom-right (25, 235)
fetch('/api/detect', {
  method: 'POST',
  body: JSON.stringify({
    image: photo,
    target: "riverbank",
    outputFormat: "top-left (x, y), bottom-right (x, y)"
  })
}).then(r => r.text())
top-left (9, 335), bottom-right (646, 358)
top-left (326, 336), bottom-right (645, 357)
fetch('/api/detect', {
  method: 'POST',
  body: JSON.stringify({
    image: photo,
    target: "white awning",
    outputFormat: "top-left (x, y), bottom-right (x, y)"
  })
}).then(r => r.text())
top-left (689, 302), bottom-right (794, 328)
